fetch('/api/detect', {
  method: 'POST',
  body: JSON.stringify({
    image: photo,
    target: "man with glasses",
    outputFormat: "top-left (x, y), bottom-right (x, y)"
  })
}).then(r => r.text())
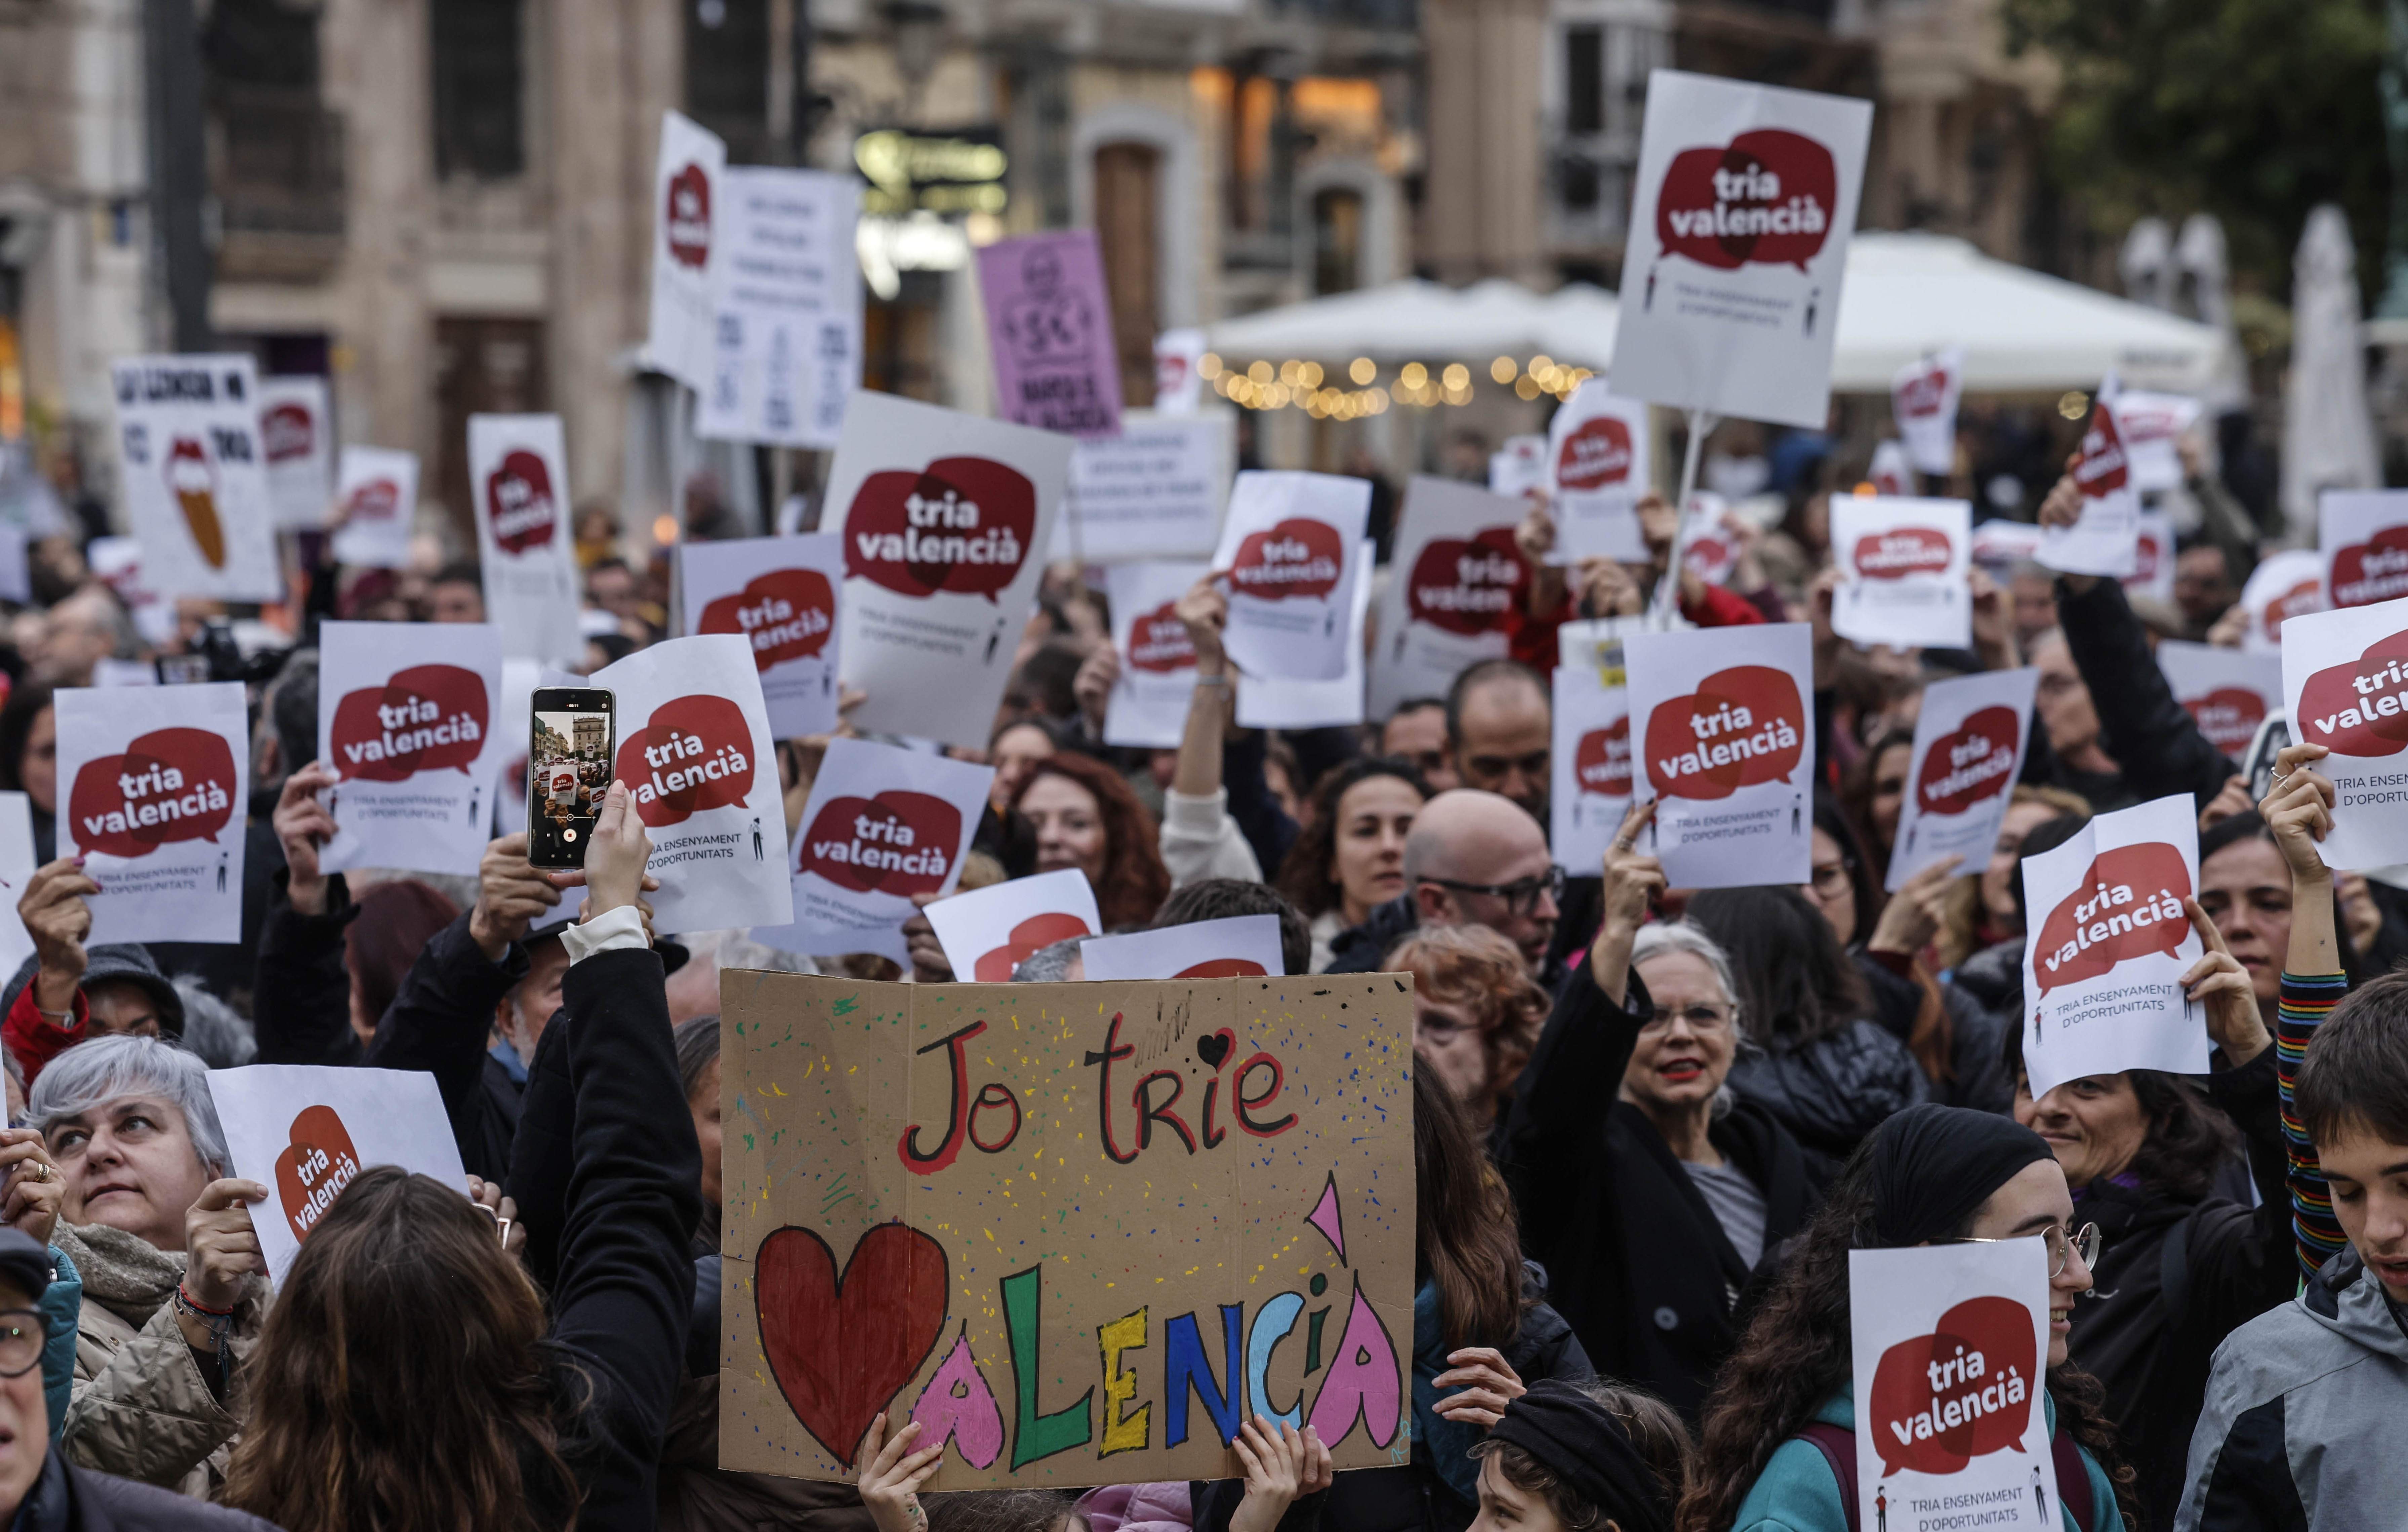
top-left (1327, 788), bottom-right (1564, 983)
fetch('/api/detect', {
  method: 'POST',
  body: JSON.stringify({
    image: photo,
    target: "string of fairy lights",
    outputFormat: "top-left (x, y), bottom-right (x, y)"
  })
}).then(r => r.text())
top-left (1196, 353), bottom-right (1598, 418)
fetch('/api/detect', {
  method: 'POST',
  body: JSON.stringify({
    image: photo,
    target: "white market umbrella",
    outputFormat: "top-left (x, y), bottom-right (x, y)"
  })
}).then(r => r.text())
top-left (2282, 204), bottom-right (2381, 528)
top-left (1208, 279), bottom-right (1620, 369)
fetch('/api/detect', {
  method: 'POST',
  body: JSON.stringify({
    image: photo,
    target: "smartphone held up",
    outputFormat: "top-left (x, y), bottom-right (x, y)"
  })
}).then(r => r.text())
top-left (528, 687), bottom-right (614, 869)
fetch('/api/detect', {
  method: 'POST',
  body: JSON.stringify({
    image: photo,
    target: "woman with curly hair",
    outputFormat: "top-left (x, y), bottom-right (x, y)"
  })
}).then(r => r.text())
top-left (1385, 925), bottom-right (1543, 1127)
top-left (1010, 753), bottom-right (1173, 930)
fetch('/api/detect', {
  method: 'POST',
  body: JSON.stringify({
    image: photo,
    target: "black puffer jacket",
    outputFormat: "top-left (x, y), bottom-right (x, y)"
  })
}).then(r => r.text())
top-left (1321, 895), bottom-right (1421, 975)
top-left (1855, 948), bottom-right (2013, 1113)
top-left (1726, 1018), bottom-right (1928, 1178)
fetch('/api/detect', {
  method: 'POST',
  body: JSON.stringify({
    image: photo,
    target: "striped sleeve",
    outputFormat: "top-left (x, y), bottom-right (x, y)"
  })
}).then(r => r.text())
top-left (2278, 970), bottom-right (2349, 1282)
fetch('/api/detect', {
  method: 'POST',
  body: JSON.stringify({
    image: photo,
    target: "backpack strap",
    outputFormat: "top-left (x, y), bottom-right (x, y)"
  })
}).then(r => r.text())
top-left (2159, 1208), bottom-right (2196, 1337)
top-left (1796, 1422), bottom-right (1861, 1532)
top-left (2050, 1427), bottom-right (2098, 1531)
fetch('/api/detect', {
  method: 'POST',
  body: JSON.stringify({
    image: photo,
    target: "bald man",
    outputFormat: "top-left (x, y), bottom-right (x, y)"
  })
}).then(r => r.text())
top-left (1326, 789), bottom-right (1563, 979)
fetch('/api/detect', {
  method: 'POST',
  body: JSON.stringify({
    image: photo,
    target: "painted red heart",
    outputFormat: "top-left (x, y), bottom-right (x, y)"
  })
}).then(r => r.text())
top-left (973, 911), bottom-right (1093, 982)
top-left (756, 1223), bottom-right (949, 1467)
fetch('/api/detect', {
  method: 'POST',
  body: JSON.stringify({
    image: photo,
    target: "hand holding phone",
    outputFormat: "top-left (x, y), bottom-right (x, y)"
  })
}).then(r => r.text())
top-left (528, 687), bottom-right (615, 869)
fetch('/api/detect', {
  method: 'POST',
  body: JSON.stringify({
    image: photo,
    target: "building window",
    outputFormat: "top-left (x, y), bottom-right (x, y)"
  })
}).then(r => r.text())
top-left (1565, 25), bottom-right (1604, 136)
top-left (434, 317), bottom-right (547, 538)
top-left (1311, 187), bottom-right (1363, 296)
top-left (1094, 143), bottom-right (1163, 405)
top-left (433, 0), bottom-right (525, 180)
top-left (687, 0), bottom-right (772, 163)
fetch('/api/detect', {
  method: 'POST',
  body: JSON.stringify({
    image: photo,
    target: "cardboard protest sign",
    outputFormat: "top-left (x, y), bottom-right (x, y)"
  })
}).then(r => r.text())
top-left (1848, 1241), bottom-right (2057, 1532)
top-left (1866, 441), bottom-right (1912, 498)
top-left (1623, 623), bottom-right (1814, 889)
top-left (2320, 490), bottom-right (2408, 610)
top-left (1967, 520), bottom-right (2044, 573)
top-left (0, 794), bottom-right (36, 977)
top-left (2156, 641), bottom-right (2281, 761)
top-left (2113, 391), bottom-right (2203, 493)
top-left (1052, 414), bottom-right (1231, 564)
top-left (56, 681), bottom-right (248, 944)
top-left (1235, 543), bottom-right (1372, 731)
top-left (208, 1065), bottom-right (467, 1286)
top-left (1546, 380), bottom-right (1650, 563)
top-left (330, 447), bottom-right (418, 569)
top-left (680, 534), bottom-right (844, 740)
top-left (978, 230), bottom-right (1122, 439)
top-left (924, 869), bottom-right (1102, 982)
top-left (756, 736), bottom-right (989, 961)
top-left (1370, 478), bottom-right (1527, 717)
top-left (1886, 669), bottom-right (2036, 891)
top-left (1154, 329), bottom-right (1207, 415)
top-left (1211, 472), bottom-right (1370, 684)
top-left (1490, 434), bottom-right (1548, 499)
top-left (717, 968), bottom-right (1411, 1489)
top-left (828, 393), bottom-right (1070, 746)
top-left (590, 635), bottom-right (792, 933)
top-left (315, 621), bottom-right (501, 878)
top-left (1609, 70), bottom-right (1872, 430)
top-left (2280, 595), bottom-right (2408, 869)
top-left (1677, 495), bottom-right (1740, 587)
top-left (109, 355), bottom-right (282, 601)
top-left (1830, 496), bottom-right (1972, 650)
top-left (2017, 793), bottom-right (2207, 1095)
top-left (258, 375), bottom-right (334, 530)
top-left (470, 414), bottom-right (583, 666)
top-left (1892, 348), bottom-right (1962, 477)
top-left (2124, 510), bottom-right (2176, 605)
top-left (697, 166), bottom-right (862, 449)
top-left (1080, 914), bottom-right (1287, 981)
top-left (647, 111), bottom-right (728, 392)
top-left (2238, 548), bottom-right (2327, 655)
top-left (2037, 395), bottom-right (2140, 579)
top-left (1103, 562), bottom-right (1207, 749)
top-left (1550, 665), bottom-right (1633, 874)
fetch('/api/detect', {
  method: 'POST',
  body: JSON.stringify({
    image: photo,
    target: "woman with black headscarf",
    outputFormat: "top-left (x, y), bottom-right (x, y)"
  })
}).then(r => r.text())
top-left (1676, 1104), bottom-right (2149, 1532)
top-left (1471, 1380), bottom-right (1684, 1532)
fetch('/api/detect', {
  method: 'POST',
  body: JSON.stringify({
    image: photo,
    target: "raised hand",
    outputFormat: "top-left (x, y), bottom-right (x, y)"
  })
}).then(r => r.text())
top-left (273, 763), bottom-right (341, 915)
top-left (2181, 897), bottom-right (2270, 1065)
top-left (1431, 1345), bottom-right (1528, 1429)
top-left (855, 1414), bottom-right (944, 1532)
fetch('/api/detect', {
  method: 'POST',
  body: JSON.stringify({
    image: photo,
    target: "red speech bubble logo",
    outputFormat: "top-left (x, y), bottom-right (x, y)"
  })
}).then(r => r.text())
top-left (1175, 958), bottom-right (1270, 979)
top-left (1852, 526), bottom-right (1953, 580)
top-left (344, 477), bottom-right (402, 524)
top-left (1685, 531), bottom-right (1737, 584)
top-left (612, 694), bottom-right (756, 827)
top-left (700, 568), bottom-right (836, 671)
top-left (164, 436), bottom-right (228, 570)
top-left (800, 791), bottom-right (963, 896)
top-left (486, 449), bottom-right (559, 555)
top-left (2071, 400), bottom-right (2129, 500)
top-left (845, 457), bottom-right (1037, 604)
top-left (2296, 627), bottom-right (2408, 758)
top-left (70, 726), bottom-right (239, 858)
top-left (2183, 686), bottom-right (2269, 756)
top-left (1127, 601), bottom-right (1197, 674)
top-left (2264, 579), bottom-right (2323, 643)
top-left (1556, 416), bottom-right (1635, 491)
top-left (328, 664), bottom-right (490, 781)
top-left (1574, 718), bottom-right (1633, 800)
top-left (1642, 664), bottom-right (1805, 801)
top-left (665, 162), bottom-right (712, 269)
top-left (1655, 130), bottom-right (1838, 273)
top-left (1865, 1295), bottom-right (2039, 1478)
top-left (261, 401), bottom-right (315, 463)
top-left (1916, 706), bottom-right (2020, 816)
top-left (1406, 527), bottom-right (1524, 637)
top-left (2031, 841), bottom-right (2193, 997)
top-left (973, 912), bottom-right (1094, 982)
top-left (1229, 517), bottom-right (1345, 603)
top-left (1895, 364), bottom-right (1948, 419)
top-left (2331, 525), bottom-right (2408, 609)
top-left (274, 1104), bottom-right (362, 1245)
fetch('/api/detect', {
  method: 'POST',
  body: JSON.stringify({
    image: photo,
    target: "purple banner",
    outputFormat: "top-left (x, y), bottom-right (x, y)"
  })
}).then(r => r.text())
top-left (976, 231), bottom-right (1124, 440)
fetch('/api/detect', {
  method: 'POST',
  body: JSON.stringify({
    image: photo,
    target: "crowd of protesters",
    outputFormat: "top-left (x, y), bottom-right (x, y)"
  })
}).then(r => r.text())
top-left (0, 399), bottom-right (2383, 1532)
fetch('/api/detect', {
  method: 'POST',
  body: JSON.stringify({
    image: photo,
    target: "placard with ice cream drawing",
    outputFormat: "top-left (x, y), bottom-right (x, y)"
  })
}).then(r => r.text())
top-left (109, 355), bottom-right (281, 602)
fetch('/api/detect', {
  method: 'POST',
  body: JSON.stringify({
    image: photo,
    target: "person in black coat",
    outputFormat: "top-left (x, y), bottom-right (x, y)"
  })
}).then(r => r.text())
top-left (1503, 802), bottom-right (1812, 1421)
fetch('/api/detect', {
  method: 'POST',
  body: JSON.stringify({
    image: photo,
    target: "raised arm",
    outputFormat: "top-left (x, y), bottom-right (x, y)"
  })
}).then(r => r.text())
top-left (2260, 744), bottom-right (2348, 1279)
top-left (254, 765), bottom-right (364, 1067)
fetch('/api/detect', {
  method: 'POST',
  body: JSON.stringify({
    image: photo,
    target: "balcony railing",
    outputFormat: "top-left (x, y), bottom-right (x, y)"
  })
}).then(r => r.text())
top-left (208, 84), bottom-right (346, 281)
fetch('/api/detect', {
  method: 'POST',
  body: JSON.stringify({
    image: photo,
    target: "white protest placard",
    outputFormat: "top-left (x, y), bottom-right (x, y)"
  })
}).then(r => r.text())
top-left (925, 868), bottom-right (1102, 982)
top-left (490, 659), bottom-right (582, 840)
top-left (86, 537), bottom-right (171, 649)
top-left (1212, 471), bottom-right (1370, 683)
top-left (646, 111), bottom-right (727, 393)
top-left (1831, 496), bottom-right (1972, 650)
top-left (1550, 665), bottom-right (1633, 873)
top-left (1236, 541), bottom-right (1373, 730)
top-left (0, 525), bottom-right (29, 605)
top-left (1848, 1241), bottom-right (2057, 1532)
top-left (2113, 391), bottom-right (2203, 493)
top-left (92, 661), bottom-right (155, 689)
top-left (1892, 348), bottom-right (1963, 477)
top-left (757, 736), bottom-right (990, 962)
top-left (1490, 435), bottom-right (1548, 499)
top-left (2124, 510), bottom-right (2176, 605)
top-left (828, 392), bottom-right (1069, 747)
top-left (697, 165), bottom-right (862, 449)
top-left (1676, 494), bottom-right (1741, 587)
top-left (2320, 490), bottom-right (2408, 610)
top-left (1623, 622), bottom-right (1814, 888)
top-left (2017, 792), bottom-right (2208, 1094)
top-left (470, 413), bottom-right (584, 666)
top-left (1609, 70), bottom-right (1872, 430)
top-left (1559, 617), bottom-right (1640, 689)
top-left (1154, 329), bottom-right (1207, 415)
top-left (1867, 440), bottom-right (1913, 498)
top-left (1051, 413), bottom-right (1232, 564)
top-left (207, 1065), bottom-right (467, 1286)
top-left (1371, 478), bottom-right (1526, 717)
top-left (2282, 595), bottom-right (2408, 869)
top-left (2157, 641), bottom-right (2281, 762)
top-left (56, 681), bottom-right (248, 944)
top-left (2037, 394), bottom-right (2140, 579)
top-left (0, 794), bottom-right (36, 977)
top-left (1103, 561), bottom-right (1206, 749)
top-left (1967, 520), bottom-right (2045, 573)
top-left (315, 621), bottom-right (501, 878)
top-left (591, 634), bottom-right (792, 934)
top-left (1080, 913), bottom-right (1285, 981)
top-left (1886, 668), bottom-right (2036, 891)
top-left (109, 355), bottom-right (282, 601)
top-left (2238, 548), bottom-right (2327, 655)
top-left (1546, 380), bottom-right (1650, 563)
top-left (679, 533), bottom-right (843, 739)
top-left (258, 375), bottom-right (333, 530)
top-left (330, 447), bottom-right (418, 569)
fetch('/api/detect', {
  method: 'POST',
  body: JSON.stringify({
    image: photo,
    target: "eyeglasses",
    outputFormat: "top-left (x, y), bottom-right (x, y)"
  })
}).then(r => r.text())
top-left (1419, 865), bottom-right (1567, 917)
top-left (1942, 1223), bottom-right (2103, 1278)
top-left (1638, 1004), bottom-right (1735, 1034)
top-left (0, 1310), bottom-right (48, 1379)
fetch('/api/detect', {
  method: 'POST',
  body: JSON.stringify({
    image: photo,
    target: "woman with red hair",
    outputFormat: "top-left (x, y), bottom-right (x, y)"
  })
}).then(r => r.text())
top-left (1009, 753), bottom-right (1173, 930)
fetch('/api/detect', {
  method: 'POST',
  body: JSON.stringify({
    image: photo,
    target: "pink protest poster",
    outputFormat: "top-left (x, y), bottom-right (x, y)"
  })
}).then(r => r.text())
top-left (977, 231), bottom-right (1124, 439)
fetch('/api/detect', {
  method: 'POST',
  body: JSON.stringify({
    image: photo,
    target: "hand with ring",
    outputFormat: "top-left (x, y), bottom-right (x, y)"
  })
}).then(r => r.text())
top-left (0, 1129), bottom-right (62, 1248)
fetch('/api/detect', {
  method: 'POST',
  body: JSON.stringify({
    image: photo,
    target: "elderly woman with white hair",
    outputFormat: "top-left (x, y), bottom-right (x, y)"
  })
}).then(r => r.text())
top-left (29, 1036), bottom-right (267, 1497)
top-left (1502, 799), bottom-right (1815, 1421)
